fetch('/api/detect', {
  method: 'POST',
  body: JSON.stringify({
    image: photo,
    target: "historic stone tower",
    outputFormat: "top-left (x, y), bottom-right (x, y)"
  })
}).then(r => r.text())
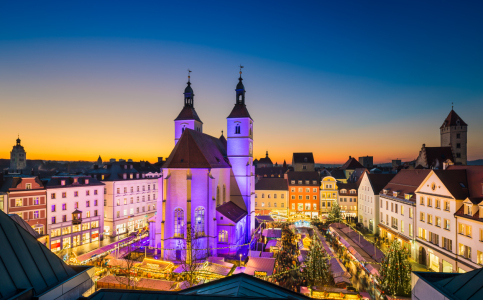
top-left (440, 108), bottom-right (468, 165)
top-left (174, 75), bottom-right (203, 145)
top-left (226, 70), bottom-right (255, 238)
top-left (10, 136), bottom-right (27, 171)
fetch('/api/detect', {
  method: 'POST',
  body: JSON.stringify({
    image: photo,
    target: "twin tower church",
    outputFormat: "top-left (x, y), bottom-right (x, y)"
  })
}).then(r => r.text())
top-left (150, 71), bottom-right (255, 260)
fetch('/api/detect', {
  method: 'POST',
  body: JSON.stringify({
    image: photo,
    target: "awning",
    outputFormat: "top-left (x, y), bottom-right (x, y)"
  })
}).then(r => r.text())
top-left (377, 224), bottom-right (410, 243)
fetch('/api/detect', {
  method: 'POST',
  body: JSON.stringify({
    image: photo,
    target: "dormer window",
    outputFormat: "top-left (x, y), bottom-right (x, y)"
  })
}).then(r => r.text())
top-left (130, 165), bottom-right (133, 169)
top-left (136, 173), bottom-right (140, 179)
top-left (61, 180), bottom-right (66, 186)
top-left (25, 183), bottom-right (32, 190)
top-left (123, 173), bottom-right (127, 179)
top-left (393, 191), bottom-right (399, 197)
top-left (341, 189), bottom-right (347, 193)
top-left (466, 204), bottom-right (472, 216)
top-left (383, 189), bottom-right (389, 195)
top-left (404, 193), bottom-right (413, 200)
top-left (291, 180), bottom-right (295, 184)
top-left (305, 180), bottom-right (309, 184)
top-left (304, 157), bottom-right (307, 162)
top-left (101, 175), bottom-right (105, 180)
top-left (313, 181), bottom-right (317, 184)
top-left (298, 180), bottom-right (302, 184)
top-left (73, 178), bottom-right (78, 184)
top-left (85, 179), bottom-right (89, 184)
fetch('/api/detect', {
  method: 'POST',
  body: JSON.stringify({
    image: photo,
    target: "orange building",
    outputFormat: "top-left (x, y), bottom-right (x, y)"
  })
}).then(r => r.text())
top-left (287, 171), bottom-right (320, 219)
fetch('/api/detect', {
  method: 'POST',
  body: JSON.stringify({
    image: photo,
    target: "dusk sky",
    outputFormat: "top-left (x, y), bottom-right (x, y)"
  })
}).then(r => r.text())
top-left (1, 1), bottom-right (482, 164)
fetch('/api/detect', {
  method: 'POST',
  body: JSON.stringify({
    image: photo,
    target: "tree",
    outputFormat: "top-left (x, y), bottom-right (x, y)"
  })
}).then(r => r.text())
top-left (303, 234), bottom-right (333, 286)
top-left (176, 227), bottom-right (209, 287)
top-left (378, 240), bottom-right (412, 297)
top-left (112, 243), bottom-right (143, 289)
top-left (327, 202), bottom-right (343, 224)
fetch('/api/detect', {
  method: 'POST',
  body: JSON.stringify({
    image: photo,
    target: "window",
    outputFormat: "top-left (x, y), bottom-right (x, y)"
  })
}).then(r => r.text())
top-left (305, 195), bottom-right (310, 200)
top-left (235, 124), bottom-right (240, 134)
top-left (281, 203), bottom-right (284, 207)
top-left (478, 251), bottom-right (483, 265)
top-left (274, 194), bottom-right (277, 199)
top-left (15, 199), bottom-right (23, 207)
top-left (298, 203), bottom-right (303, 211)
top-left (444, 219), bottom-right (450, 230)
top-left (457, 133), bottom-right (461, 139)
top-left (456, 143), bottom-right (461, 149)
top-left (25, 183), bottom-right (32, 189)
top-left (261, 202), bottom-right (265, 207)
top-left (305, 203), bottom-right (311, 210)
top-left (436, 199), bottom-right (441, 209)
top-left (313, 188), bottom-right (317, 192)
top-left (313, 204), bottom-right (317, 210)
top-left (62, 192), bottom-right (66, 198)
top-left (420, 212), bottom-right (425, 222)
top-left (86, 190), bottom-right (90, 196)
top-left (313, 195), bottom-right (317, 200)
top-left (409, 207), bottom-right (414, 219)
top-left (51, 193), bottom-right (56, 199)
top-left (62, 215), bottom-right (67, 222)
top-left (86, 211), bottom-right (90, 218)
top-left (391, 217), bottom-right (398, 230)
top-left (86, 201), bottom-right (90, 207)
top-left (281, 194), bottom-right (284, 199)
top-left (117, 188), bottom-right (120, 194)
top-left (33, 197), bottom-right (39, 205)
top-left (291, 180), bottom-right (295, 184)
top-left (427, 214), bottom-right (433, 225)
top-left (436, 217), bottom-right (441, 227)
top-left (74, 191), bottom-right (78, 197)
top-left (298, 196), bottom-right (302, 200)
top-left (94, 190), bottom-right (98, 195)
top-left (427, 198), bottom-right (432, 207)
top-left (62, 203), bottom-right (67, 210)
top-left (429, 232), bottom-right (439, 245)
top-left (116, 199), bottom-right (120, 206)
top-left (380, 212), bottom-right (383, 223)
top-left (268, 202), bottom-right (271, 207)
top-left (174, 208), bottom-right (184, 238)
top-left (51, 205), bottom-right (56, 212)
top-left (125, 198), bottom-right (128, 204)
top-left (267, 194), bottom-right (271, 199)
top-left (116, 211), bottom-right (120, 218)
top-left (52, 216), bottom-right (56, 224)
top-left (409, 224), bottom-right (413, 237)
top-left (459, 244), bottom-right (471, 259)
top-left (291, 195), bottom-right (295, 200)
top-left (292, 203), bottom-right (295, 210)
top-left (291, 188), bottom-right (295, 192)
top-left (418, 228), bottom-right (427, 240)
top-left (298, 188), bottom-right (302, 192)
top-left (395, 204), bottom-right (398, 213)
top-left (444, 201), bottom-right (450, 211)
top-left (219, 230), bottom-right (228, 243)
top-left (274, 203), bottom-right (277, 207)
top-left (401, 206), bottom-right (404, 216)
top-left (94, 210), bottom-right (98, 216)
top-left (420, 196), bottom-right (424, 205)
top-left (401, 220), bottom-right (404, 233)
top-left (123, 209), bottom-right (127, 216)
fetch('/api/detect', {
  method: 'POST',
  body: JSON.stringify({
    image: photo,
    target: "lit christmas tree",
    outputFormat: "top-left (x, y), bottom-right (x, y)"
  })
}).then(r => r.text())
top-left (303, 234), bottom-right (333, 286)
top-left (378, 240), bottom-right (412, 297)
top-left (327, 201), bottom-right (343, 224)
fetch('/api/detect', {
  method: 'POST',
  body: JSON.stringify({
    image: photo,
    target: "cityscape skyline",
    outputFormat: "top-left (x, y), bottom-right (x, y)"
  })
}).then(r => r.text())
top-left (1, 0), bottom-right (483, 164)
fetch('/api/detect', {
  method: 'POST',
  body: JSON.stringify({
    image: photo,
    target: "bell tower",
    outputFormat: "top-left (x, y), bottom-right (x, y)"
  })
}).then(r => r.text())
top-left (227, 67), bottom-right (255, 238)
top-left (174, 71), bottom-right (203, 145)
top-left (440, 106), bottom-right (468, 165)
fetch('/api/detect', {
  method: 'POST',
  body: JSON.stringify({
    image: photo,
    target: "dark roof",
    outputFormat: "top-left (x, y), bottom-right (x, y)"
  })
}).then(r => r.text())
top-left (174, 106), bottom-right (203, 123)
top-left (292, 153), bottom-right (314, 164)
top-left (338, 182), bottom-right (358, 195)
top-left (0, 209), bottom-right (80, 299)
top-left (446, 165), bottom-right (483, 200)
top-left (433, 170), bottom-right (469, 200)
top-left (163, 129), bottom-right (231, 169)
top-left (440, 109), bottom-right (468, 129)
top-left (227, 104), bottom-right (252, 119)
top-left (330, 169), bottom-right (347, 180)
top-left (454, 205), bottom-right (483, 222)
top-left (0, 176), bottom-right (44, 192)
top-left (366, 173), bottom-right (397, 194)
top-left (219, 134), bottom-right (227, 150)
top-left (216, 201), bottom-right (247, 223)
top-left (425, 147), bottom-right (454, 168)
top-left (414, 268), bottom-right (483, 300)
top-left (258, 156), bottom-right (273, 165)
top-left (44, 176), bottom-right (104, 187)
top-left (340, 157), bottom-right (364, 170)
top-left (88, 273), bottom-right (310, 300)
top-left (255, 167), bottom-right (289, 178)
top-left (87, 161), bottom-right (159, 181)
top-left (8, 214), bottom-right (43, 238)
top-left (255, 178), bottom-right (288, 191)
top-left (380, 169), bottom-right (432, 201)
top-left (287, 171), bottom-right (319, 185)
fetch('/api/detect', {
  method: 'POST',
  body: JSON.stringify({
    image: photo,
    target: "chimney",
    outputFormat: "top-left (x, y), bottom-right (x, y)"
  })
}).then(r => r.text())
top-left (349, 156), bottom-right (352, 159)
top-left (158, 157), bottom-right (164, 163)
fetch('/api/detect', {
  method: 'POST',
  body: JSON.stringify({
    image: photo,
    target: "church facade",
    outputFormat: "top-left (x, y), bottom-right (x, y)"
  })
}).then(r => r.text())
top-left (150, 72), bottom-right (255, 261)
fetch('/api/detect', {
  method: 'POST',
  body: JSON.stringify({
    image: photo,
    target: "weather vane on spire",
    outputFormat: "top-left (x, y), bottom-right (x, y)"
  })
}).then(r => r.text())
top-left (188, 69), bottom-right (192, 82)
top-left (239, 64), bottom-right (244, 77)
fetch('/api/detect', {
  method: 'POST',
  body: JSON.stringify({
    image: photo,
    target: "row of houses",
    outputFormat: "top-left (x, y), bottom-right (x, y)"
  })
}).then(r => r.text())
top-left (359, 165), bottom-right (483, 273)
top-left (0, 159), bottom-right (161, 251)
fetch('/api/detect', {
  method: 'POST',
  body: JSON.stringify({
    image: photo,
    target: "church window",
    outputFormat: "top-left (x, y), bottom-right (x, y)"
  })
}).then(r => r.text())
top-left (235, 124), bottom-right (241, 134)
top-left (219, 230), bottom-right (228, 243)
top-left (223, 185), bottom-right (226, 203)
top-left (457, 143), bottom-right (461, 149)
top-left (195, 207), bottom-right (205, 235)
top-left (174, 208), bottom-right (184, 238)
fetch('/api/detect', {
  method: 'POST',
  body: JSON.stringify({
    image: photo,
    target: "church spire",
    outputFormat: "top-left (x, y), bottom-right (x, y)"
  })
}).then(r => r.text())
top-left (184, 69), bottom-right (194, 107)
top-left (235, 65), bottom-right (245, 105)
top-left (16, 135), bottom-right (21, 146)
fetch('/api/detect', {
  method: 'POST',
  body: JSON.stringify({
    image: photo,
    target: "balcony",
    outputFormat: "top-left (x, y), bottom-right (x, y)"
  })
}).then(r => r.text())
top-left (72, 209), bottom-right (82, 225)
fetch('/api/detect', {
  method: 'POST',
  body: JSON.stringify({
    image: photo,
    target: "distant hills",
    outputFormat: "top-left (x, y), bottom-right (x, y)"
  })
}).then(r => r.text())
top-left (468, 159), bottom-right (483, 166)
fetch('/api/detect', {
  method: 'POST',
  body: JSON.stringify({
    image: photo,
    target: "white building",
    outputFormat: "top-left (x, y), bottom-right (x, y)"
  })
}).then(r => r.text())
top-left (255, 178), bottom-right (288, 218)
top-left (415, 167), bottom-right (483, 273)
top-left (337, 182), bottom-right (358, 218)
top-left (88, 161), bottom-right (161, 238)
top-left (10, 136), bottom-right (27, 171)
top-left (45, 175), bottom-right (105, 251)
top-left (378, 169), bottom-right (431, 260)
top-left (358, 172), bottom-right (395, 234)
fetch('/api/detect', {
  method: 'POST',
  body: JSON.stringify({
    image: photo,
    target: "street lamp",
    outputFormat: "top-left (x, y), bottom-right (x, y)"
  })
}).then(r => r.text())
top-left (239, 254), bottom-right (242, 266)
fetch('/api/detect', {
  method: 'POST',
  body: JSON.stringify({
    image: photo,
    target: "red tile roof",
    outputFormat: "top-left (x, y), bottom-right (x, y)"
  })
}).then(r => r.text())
top-left (174, 106), bottom-right (203, 123)
top-left (366, 173), bottom-right (397, 195)
top-left (433, 170), bottom-right (469, 200)
top-left (440, 109), bottom-right (467, 129)
top-left (446, 165), bottom-right (483, 200)
top-left (380, 169), bottom-right (431, 201)
top-left (340, 157), bottom-right (364, 170)
top-left (227, 104), bottom-right (252, 119)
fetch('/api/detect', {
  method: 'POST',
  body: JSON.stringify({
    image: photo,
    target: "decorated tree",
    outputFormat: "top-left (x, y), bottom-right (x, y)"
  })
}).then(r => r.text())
top-left (273, 224), bottom-right (303, 289)
top-left (378, 240), bottom-right (412, 297)
top-left (327, 202), bottom-right (343, 224)
top-left (303, 234), bottom-right (333, 286)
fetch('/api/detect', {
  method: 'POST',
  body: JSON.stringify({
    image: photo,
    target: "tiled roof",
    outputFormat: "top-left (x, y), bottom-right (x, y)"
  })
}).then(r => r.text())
top-left (330, 169), bottom-right (347, 180)
top-left (255, 167), bottom-right (289, 178)
top-left (255, 178), bottom-right (288, 191)
top-left (338, 182), bottom-right (358, 195)
top-left (164, 129), bottom-right (231, 169)
top-left (366, 173), bottom-right (397, 194)
top-left (287, 171), bottom-right (319, 185)
top-left (433, 170), bottom-right (469, 200)
top-left (227, 104), bottom-right (252, 119)
top-left (440, 109), bottom-right (467, 129)
top-left (174, 106), bottom-right (203, 123)
top-left (292, 153), bottom-right (314, 164)
top-left (0, 209), bottom-right (80, 299)
top-left (424, 147), bottom-right (454, 168)
top-left (0, 176), bottom-right (44, 192)
top-left (262, 228), bottom-right (282, 238)
top-left (245, 257), bottom-right (276, 276)
top-left (454, 205), bottom-right (483, 222)
top-left (217, 201), bottom-right (247, 223)
top-left (45, 175), bottom-right (104, 187)
top-left (340, 157), bottom-right (364, 170)
top-left (380, 169), bottom-right (431, 201)
top-left (447, 165), bottom-right (483, 199)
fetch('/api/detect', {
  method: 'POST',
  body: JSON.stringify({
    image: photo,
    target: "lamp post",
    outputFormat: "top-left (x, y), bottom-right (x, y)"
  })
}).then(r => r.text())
top-left (239, 254), bottom-right (242, 266)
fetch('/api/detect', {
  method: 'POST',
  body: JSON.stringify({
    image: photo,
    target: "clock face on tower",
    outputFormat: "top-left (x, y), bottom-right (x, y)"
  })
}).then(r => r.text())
top-left (249, 142), bottom-right (253, 156)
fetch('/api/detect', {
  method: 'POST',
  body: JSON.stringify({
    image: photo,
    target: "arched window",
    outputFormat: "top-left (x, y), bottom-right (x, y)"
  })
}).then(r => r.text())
top-left (223, 185), bottom-right (226, 203)
top-left (174, 208), bottom-right (184, 238)
top-left (235, 124), bottom-right (241, 134)
top-left (219, 230), bottom-right (228, 243)
top-left (182, 125), bottom-right (186, 133)
top-left (195, 207), bottom-right (205, 235)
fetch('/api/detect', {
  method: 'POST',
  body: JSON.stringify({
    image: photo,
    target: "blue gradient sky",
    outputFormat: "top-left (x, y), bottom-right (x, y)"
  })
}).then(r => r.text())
top-left (1, 1), bottom-right (482, 164)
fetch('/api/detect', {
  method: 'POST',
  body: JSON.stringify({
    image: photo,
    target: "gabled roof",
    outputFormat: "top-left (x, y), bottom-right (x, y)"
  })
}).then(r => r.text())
top-left (8, 214), bottom-right (45, 238)
top-left (433, 170), bottom-right (469, 200)
top-left (164, 129), bottom-right (231, 169)
top-left (338, 182), bottom-right (358, 195)
top-left (227, 104), bottom-right (252, 119)
top-left (255, 166), bottom-right (289, 178)
top-left (446, 165), bottom-right (483, 200)
top-left (366, 173), bottom-right (397, 195)
top-left (0, 209), bottom-right (79, 299)
top-left (0, 176), bottom-right (44, 192)
top-left (292, 153), bottom-right (314, 164)
top-left (217, 201), bottom-right (247, 223)
top-left (174, 105), bottom-right (203, 123)
top-left (330, 169), bottom-right (347, 180)
top-left (381, 169), bottom-right (431, 201)
top-left (287, 171), bottom-right (319, 185)
top-left (340, 157), bottom-right (364, 170)
top-left (255, 178), bottom-right (288, 191)
top-left (440, 109), bottom-right (467, 129)
top-left (180, 273), bottom-right (309, 299)
top-left (414, 268), bottom-right (483, 300)
top-left (424, 147), bottom-right (454, 168)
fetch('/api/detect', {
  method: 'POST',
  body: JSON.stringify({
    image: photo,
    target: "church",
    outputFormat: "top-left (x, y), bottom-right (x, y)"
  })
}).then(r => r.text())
top-left (150, 71), bottom-right (255, 261)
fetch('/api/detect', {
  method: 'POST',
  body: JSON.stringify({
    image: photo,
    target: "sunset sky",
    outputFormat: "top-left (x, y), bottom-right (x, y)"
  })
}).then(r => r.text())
top-left (1, 1), bottom-right (482, 164)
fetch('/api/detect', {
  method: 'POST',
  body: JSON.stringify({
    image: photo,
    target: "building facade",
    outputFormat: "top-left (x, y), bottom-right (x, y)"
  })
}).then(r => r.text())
top-left (337, 182), bottom-right (358, 218)
top-left (0, 175), bottom-right (47, 235)
top-left (254, 178), bottom-right (288, 217)
top-left (292, 153), bottom-right (315, 172)
top-left (45, 175), bottom-right (105, 251)
top-left (319, 176), bottom-right (338, 217)
top-left (10, 136), bottom-right (27, 171)
top-left (287, 171), bottom-right (319, 219)
top-left (440, 108), bottom-right (468, 165)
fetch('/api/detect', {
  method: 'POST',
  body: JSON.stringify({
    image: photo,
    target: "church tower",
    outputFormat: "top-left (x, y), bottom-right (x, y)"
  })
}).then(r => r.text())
top-left (10, 136), bottom-right (27, 171)
top-left (227, 68), bottom-right (255, 238)
top-left (174, 73), bottom-right (203, 145)
top-left (440, 107), bottom-right (468, 165)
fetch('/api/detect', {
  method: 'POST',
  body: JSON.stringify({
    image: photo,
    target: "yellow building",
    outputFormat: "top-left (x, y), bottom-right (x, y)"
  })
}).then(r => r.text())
top-left (320, 176), bottom-right (338, 217)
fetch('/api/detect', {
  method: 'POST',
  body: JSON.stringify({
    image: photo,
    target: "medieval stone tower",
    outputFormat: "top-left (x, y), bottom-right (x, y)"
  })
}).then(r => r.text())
top-left (440, 108), bottom-right (468, 165)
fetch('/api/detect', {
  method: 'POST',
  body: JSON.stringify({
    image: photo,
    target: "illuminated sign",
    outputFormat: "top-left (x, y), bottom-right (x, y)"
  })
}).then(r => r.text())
top-left (146, 263), bottom-right (159, 269)
top-left (254, 271), bottom-right (267, 277)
